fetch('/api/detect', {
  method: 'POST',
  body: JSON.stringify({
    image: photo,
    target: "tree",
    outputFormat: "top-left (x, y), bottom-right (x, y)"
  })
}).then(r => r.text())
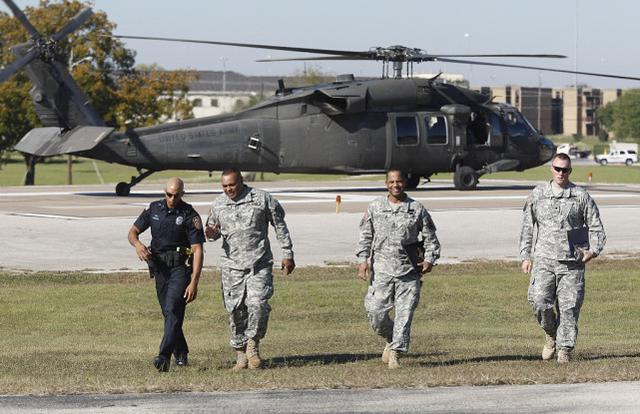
top-left (0, 0), bottom-right (193, 184)
top-left (609, 89), bottom-right (640, 140)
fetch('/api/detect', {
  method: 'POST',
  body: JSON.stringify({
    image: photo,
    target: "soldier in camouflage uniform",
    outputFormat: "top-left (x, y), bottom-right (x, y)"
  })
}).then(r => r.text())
top-left (520, 153), bottom-right (606, 364)
top-left (356, 170), bottom-right (441, 369)
top-left (206, 168), bottom-right (295, 370)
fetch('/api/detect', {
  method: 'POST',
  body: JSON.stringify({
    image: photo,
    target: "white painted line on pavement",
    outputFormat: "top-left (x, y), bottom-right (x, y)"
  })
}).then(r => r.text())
top-left (9, 213), bottom-right (83, 220)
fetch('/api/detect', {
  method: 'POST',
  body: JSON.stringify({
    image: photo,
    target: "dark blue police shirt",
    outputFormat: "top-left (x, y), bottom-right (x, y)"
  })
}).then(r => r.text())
top-left (134, 199), bottom-right (205, 253)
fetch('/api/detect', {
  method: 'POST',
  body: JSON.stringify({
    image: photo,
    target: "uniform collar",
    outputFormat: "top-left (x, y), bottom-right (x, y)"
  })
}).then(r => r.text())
top-left (384, 195), bottom-right (411, 212)
top-left (543, 180), bottom-right (576, 198)
top-left (160, 198), bottom-right (185, 213)
top-left (223, 185), bottom-right (253, 205)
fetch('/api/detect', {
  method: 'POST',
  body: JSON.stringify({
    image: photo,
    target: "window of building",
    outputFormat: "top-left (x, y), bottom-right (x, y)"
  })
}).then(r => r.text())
top-left (395, 116), bottom-right (419, 146)
top-left (192, 98), bottom-right (202, 107)
top-left (425, 115), bottom-right (447, 144)
top-left (210, 99), bottom-right (219, 107)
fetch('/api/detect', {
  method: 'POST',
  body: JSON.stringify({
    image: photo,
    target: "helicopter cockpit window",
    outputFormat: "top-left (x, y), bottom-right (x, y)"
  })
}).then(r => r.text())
top-left (425, 115), bottom-right (447, 145)
top-left (395, 116), bottom-right (419, 146)
top-left (489, 113), bottom-right (503, 137)
top-left (505, 110), bottom-right (535, 138)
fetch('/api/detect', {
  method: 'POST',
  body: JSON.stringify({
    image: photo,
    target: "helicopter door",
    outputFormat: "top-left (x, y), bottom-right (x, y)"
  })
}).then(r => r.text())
top-left (487, 112), bottom-right (505, 149)
top-left (422, 113), bottom-right (451, 171)
top-left (386, 113), bottom-right (422, 170)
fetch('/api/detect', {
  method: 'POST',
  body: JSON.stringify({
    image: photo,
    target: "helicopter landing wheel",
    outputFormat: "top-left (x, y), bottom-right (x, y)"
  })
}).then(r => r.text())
top-left (454, 166), bottom-right (478, 191)
top-left (406, 174), bottom-right (421, 189)
top-left (115, 182), bottom-right (131, 197)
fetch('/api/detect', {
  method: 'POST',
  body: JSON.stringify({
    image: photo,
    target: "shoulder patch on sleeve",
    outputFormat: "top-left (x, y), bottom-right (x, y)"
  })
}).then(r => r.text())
top-left (192, 216), bottom-right (202, 230)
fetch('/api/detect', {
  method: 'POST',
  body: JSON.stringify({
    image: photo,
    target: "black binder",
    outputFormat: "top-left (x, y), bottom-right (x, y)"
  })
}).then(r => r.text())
top-left (567, 227), bottom-right (590, 260)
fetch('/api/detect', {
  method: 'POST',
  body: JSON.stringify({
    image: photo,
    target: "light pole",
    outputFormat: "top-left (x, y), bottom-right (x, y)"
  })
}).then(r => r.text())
top-left (220, 56), bottom-right (228, 93)
top-left (66, 52), bottom-right (93, 185)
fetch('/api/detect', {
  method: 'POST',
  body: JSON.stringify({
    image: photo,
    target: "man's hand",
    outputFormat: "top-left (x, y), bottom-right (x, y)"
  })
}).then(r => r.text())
top-left (357, 263), bottom-right (369, 281)
top-left (521, 260), bottom-right (533, 274)
top-left (135, 243), bottom-right (152, 262)
top-left (419, 261), bottom-right (433, 274)
top-left (183, 281), bottom-right (198, 303)
top-left (205, 223), bottom-right (221, 240)
top-left (281, 258), bottom-right (295, 275)
top-left (581, 250), bottom-right (596, 263)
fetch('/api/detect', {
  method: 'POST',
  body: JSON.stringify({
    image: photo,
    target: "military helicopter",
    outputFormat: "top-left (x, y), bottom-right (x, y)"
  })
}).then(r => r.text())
top-left (3, 1), bottom-right (640, 195)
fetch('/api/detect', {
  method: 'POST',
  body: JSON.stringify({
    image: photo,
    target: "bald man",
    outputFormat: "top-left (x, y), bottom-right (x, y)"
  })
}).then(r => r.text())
top-left (128, 177), bottom-right (205, 372)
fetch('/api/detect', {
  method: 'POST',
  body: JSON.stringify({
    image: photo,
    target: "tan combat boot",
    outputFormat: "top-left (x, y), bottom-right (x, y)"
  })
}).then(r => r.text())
top-left (557, 348), bottom-right (572, 364)
top-left (231, 347), bottom-right (248, 371)
top-left (381, 342), bottom-right (392, 364)
top-left (542, 333), bottom-right (556, 360)
top-left (388, 350), bottom-right (400, 369)
top-left (246, 338), bottom-right (262, 369)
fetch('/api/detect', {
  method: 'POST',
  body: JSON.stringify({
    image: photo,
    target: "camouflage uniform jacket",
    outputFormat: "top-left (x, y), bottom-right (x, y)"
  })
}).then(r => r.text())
top-left (357, 195), bottom-right (440, 277)
top-left (207, 186), bottom-right (294, 269)
top-left (520, 181), bottom-right (606, 262)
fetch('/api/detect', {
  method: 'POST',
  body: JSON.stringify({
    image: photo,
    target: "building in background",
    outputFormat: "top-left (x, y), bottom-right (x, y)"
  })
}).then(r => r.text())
top-left (552, 87), bottom-right (622, 137)
top-left (186, 71), bottom-right (283, 117)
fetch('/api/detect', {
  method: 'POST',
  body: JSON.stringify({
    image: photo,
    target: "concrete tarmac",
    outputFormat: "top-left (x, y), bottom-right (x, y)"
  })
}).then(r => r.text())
top-left (1, 179), bottom-right (638, 271)
top-left (1, 381), bottom-right (640, 413)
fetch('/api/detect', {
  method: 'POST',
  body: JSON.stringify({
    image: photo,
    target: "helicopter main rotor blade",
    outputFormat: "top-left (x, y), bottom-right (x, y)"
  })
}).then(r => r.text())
top-left (433, 57), bottom-right (640, 81)
top-left (2, 0), bottom-right (40, 38)
top-left (0, 48), bottom-right (39, 82)
top-left (109, 35), bottom-right (372, 58)
top-left (51, 8), bottom-right (93, 42)
top-left (425, 54), bottom-right (566, 59)
top-left (256, 56), bottom-right (371, 62)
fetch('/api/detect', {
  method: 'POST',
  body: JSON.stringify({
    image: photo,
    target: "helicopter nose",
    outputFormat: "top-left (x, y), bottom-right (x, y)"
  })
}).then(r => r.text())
top-left (538, 137), bottom-right (556, 163)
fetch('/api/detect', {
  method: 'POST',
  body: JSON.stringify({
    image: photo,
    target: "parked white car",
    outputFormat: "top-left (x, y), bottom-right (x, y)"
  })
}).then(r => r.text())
top-left (595, 149), bottom-right (638, 166)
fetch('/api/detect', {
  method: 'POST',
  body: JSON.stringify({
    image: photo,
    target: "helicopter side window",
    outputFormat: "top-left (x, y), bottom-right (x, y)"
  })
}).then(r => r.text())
top-left (425, 115), bottom-right (447, 145)
top-left (395, 116), bottom-right (419, 146)
top-left (467, 112), bottom-right (488, 145)
top-left (505, 111), bottom-right (534, 138)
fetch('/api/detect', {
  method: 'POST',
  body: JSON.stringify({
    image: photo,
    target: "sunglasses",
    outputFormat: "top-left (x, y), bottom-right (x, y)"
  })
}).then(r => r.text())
top-left (165, 191), bottom-right (183, 198)
top-left (552, 165), bottom-right (571, 174)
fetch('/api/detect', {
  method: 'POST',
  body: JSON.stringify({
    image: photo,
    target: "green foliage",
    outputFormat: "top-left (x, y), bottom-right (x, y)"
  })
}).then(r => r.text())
top-left (0, 1), bottom-right (193, 163)
top-left (598, 89), bottom-right (640, 141)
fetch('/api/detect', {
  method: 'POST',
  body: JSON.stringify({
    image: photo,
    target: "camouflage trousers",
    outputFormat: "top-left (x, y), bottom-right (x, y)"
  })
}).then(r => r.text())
top-left (221, 262), bottom-right (274, 349)
top-left (364, 270), bottom-right (422, 353)
top-left (528, 257), bottom-right (585, 349)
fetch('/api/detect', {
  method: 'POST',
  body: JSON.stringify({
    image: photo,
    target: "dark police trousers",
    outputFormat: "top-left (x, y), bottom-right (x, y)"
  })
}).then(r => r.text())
top-left (154, 261), bottom-right (191, 359)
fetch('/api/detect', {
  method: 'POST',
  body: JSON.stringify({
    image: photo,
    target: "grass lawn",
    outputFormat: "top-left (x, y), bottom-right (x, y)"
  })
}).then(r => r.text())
top-left (0, 259), bottom-right (638, 395)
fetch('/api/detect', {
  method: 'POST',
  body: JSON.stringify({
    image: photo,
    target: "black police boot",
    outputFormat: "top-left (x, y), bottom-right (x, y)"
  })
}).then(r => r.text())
top-left (153, 355), bottom-right (170, 372)
top-left (175, 353), bottom-right (189, 367)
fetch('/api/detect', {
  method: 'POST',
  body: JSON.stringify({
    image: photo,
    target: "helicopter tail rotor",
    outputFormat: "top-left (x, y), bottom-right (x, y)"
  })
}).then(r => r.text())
top-left (0, 0), bottom-right (103, 128)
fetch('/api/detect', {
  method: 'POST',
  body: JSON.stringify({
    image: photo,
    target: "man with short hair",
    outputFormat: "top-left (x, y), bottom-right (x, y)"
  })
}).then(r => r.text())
top-left (206, 169), bottom-right (295, 370)
top-left (520, 153), bottom-right (606, 363)
top-left (356, 170), bottom-right (441, 369)
top-left (128, 177), bottom-right (205, 372)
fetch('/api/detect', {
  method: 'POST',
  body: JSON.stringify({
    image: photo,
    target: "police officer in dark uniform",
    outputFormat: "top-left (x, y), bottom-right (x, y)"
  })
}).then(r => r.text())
top-left (128, 177), bottom-right (205, 372)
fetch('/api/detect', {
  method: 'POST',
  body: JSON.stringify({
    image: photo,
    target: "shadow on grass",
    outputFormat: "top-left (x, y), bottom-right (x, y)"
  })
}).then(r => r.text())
top-left (264, 352), bottom-right (444, 368)
top-left (419, 352), bottom-right (640, 367)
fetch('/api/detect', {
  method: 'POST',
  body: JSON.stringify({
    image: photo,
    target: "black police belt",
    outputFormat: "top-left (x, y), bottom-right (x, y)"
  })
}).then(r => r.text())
top-left (153, 247), bottom-right (192, 268)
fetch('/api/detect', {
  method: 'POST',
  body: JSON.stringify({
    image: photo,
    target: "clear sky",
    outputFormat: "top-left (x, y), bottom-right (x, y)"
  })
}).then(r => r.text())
top-left (2, 0), bottom-right (639, 89)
